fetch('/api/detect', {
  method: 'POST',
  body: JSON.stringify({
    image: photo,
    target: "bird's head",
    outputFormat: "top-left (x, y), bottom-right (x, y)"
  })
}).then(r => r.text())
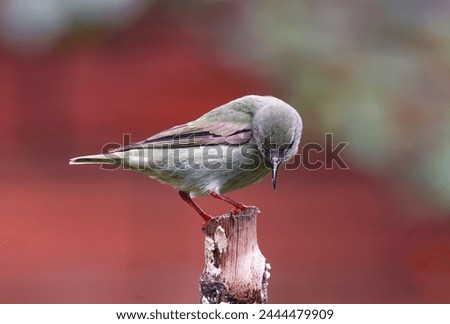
top-left (252, 98), bottom-right (302, 191)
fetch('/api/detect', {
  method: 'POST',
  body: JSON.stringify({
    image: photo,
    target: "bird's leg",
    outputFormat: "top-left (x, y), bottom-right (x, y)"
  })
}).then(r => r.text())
top-left (210, 191), bottom-right (248, 214)
top-left (178, 191), bottom-right (212, 224)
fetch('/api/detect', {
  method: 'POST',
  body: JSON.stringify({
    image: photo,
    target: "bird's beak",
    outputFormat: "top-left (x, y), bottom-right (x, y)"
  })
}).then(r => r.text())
top-left (271, 157), bottom-right (281, 191)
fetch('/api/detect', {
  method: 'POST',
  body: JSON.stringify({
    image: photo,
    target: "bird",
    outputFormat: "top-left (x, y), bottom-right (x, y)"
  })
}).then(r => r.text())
top-left (70, 95), bottom-right (302, 224)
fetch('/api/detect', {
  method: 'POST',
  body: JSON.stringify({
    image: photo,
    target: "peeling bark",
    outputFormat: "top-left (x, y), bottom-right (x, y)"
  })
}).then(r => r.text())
top-left (200, 207), bottom-right (270, 304)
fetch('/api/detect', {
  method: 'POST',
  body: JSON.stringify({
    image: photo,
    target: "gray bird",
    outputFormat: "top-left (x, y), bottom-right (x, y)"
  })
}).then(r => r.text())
top-left (70, 95), bottom-right (302, 223)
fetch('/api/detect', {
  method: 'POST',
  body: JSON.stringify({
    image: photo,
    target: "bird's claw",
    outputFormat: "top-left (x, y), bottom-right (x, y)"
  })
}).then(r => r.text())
top-left (231, 205), bottom-right (248, 215)
top-left (201, 217), bottom-right (213, 233)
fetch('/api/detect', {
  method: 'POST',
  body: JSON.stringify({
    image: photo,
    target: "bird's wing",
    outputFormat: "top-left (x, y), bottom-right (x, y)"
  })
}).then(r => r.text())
top-left (113, 101), bottom-right (256, 152)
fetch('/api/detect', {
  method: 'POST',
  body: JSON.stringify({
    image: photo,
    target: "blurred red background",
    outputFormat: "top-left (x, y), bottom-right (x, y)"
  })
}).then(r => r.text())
top-left (0, 1), bottom-right (449, 303)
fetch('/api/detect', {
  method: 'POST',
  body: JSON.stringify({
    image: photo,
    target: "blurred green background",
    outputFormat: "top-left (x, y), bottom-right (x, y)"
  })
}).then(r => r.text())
top-left (0, 0), bottom-right (449, 303)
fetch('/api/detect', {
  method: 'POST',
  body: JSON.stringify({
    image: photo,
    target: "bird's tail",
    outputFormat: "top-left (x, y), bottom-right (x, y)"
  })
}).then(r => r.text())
top-left (69, 153), bottom-right (122, 165)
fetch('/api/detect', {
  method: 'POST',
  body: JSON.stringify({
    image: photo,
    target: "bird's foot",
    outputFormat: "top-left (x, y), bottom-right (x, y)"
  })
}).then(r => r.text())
top-left (210, 191), bottom-right (248, 212)
top-left (231, 205), bottom-right (248, 215)
top-left (198, 211), bottom-right (213, 233)
top-left (201, 221), bottom-right (210, 234)
top-left (179, 191), bottom-right (212, 227)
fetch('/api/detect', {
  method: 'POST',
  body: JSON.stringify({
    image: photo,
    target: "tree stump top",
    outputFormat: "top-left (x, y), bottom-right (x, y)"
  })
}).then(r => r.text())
top-left (200, 207), bottom-right (270, 304)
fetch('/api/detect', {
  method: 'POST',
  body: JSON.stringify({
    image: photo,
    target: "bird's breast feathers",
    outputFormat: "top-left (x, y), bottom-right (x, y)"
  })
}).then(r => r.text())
top-left (118, 143), bottom-right (269, 196)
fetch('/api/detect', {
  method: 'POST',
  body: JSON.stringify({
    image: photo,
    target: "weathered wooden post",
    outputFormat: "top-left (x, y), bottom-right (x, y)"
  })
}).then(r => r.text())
top-left (200, 207), bottom-right (270, 304)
